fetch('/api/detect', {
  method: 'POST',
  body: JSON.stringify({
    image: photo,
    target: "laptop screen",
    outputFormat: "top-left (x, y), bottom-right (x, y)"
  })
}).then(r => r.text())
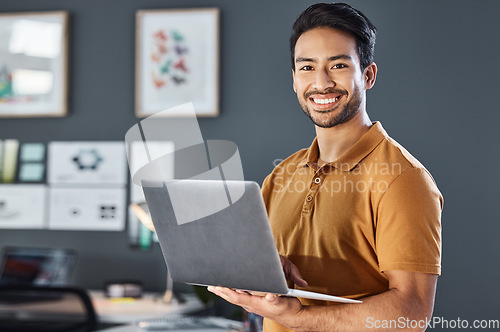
top-left (0, 247), bottom-right (77, 286)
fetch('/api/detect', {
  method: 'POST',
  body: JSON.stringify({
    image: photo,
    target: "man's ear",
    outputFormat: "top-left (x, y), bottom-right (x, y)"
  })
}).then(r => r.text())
top-left (363, 62), bottom-right (377, 90)
top-left (292, 69), bottom-right (297, 93)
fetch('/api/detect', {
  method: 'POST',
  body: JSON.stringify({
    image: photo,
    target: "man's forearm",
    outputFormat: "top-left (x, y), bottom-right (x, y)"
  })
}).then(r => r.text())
top-left (208, 272), bottom-right (437, 332)
top-left (275, 288), bottom-right (432, 332)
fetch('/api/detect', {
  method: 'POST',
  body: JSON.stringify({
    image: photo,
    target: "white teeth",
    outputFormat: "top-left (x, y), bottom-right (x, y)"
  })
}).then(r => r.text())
top-left (313, 97), bottom-right (340, 104)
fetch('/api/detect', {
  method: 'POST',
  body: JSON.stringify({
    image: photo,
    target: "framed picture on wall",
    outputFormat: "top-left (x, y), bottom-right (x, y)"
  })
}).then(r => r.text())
top-left (135, 8), bottom-right (219, 117)
top-left (0, 11), bottom-right (69, 117)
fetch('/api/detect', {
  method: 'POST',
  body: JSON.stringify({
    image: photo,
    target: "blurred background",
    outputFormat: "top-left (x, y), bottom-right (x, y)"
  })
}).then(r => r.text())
top-left (0, 0), bottom-right (498, 329)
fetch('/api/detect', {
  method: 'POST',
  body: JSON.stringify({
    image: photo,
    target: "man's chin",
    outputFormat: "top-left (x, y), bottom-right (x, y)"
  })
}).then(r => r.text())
top-left (307, 115), bottom-right (338, 128)
top-left (308, 110), bottom-right (355, 128)
top-left (301, 105), bottom-right (348, 128)
top-left (311, 110), bottom-right (337, 122)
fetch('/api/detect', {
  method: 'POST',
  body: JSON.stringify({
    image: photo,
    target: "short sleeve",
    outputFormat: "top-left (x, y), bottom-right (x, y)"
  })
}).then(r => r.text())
top-left (376, 167), bottom-right (443, 275)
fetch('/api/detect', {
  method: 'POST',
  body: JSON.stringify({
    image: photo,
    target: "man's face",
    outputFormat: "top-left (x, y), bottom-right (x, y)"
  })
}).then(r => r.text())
top-left (292, 27), bottom-right (368, 128)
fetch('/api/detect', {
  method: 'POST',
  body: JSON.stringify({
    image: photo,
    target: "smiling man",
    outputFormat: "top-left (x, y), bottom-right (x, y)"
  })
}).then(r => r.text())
top-left (209, 3), bottom-right (443, 331)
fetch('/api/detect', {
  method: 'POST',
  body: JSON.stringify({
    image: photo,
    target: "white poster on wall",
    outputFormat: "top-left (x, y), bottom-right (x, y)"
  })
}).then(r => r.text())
top-left (48, 142), bottom-right (126, 185)
top-left (0, 184), bottom-right (46, 229)
top-left (48, 187), bottom-right (125, 231)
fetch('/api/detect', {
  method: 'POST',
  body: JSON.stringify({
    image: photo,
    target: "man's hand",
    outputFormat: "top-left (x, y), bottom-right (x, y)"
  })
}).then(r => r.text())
top-left (206, 256), bottom-right (307, 326)
top-left (207, 286), bottom-right (303, 324)
top-left (209, 271), bottom-right (438, 332)
top-left (280, 255), bottom-right (308, 288)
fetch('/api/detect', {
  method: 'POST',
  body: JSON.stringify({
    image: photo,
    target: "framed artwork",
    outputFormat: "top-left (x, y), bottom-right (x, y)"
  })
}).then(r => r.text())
top-left (136, 8), bottom-right (219, 117)
top-left (0, 11), bottom-right (69, 117)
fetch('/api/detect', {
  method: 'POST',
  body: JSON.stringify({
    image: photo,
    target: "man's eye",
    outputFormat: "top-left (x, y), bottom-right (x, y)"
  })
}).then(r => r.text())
top-left (300, 65), bottom-right (313, 71)
top-left (332, 63), bottom-right (347, 69)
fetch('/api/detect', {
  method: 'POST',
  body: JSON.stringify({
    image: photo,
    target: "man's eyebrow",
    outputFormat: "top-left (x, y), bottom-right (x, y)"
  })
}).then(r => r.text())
top-left (328, 55), bottom-right (353, 62)
top-left (295, 54), bottom-right (353, 63)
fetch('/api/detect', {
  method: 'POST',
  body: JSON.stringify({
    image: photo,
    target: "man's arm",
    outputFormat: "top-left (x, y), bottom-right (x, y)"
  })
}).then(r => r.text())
top-left (209, 270), bottom-right (438, 332)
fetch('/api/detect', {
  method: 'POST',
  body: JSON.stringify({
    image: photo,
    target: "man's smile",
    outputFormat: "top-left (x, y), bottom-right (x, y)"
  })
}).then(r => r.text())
top-left (308, 93), bottom-right (344, 110)
top-left (312, 96), bottom-right (340, 104)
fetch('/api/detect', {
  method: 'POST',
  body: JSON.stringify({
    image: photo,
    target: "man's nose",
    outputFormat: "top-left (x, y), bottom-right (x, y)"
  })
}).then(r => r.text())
top-left (313, 69), bottom-right (335, 91)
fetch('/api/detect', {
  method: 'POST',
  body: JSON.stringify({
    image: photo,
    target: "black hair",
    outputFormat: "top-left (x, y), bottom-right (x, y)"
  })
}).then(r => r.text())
top-left (290, 2), bottom-right (377, 71)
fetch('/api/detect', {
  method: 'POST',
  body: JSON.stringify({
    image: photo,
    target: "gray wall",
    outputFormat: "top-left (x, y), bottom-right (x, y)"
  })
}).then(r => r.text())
top-left (1, 0), bottom-right (499, 327)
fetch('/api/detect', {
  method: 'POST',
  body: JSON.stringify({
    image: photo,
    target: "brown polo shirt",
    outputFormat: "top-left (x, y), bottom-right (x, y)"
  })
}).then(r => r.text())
top-left (261, 122), bottom-right (443, 331)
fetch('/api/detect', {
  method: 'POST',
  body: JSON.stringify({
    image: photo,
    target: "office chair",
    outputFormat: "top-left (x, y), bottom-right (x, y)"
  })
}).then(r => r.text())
top-left (0, 285), bottom-right (97, 332)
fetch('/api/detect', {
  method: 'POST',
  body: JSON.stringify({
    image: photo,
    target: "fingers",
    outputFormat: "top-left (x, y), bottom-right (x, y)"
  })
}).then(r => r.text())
top-left (280, 255), bottom-right (308, 288)
top-left (208, 287), bottom-right (279, 303)
top-left (208, 286), bottom-right (236, 297)
top-left (207, 286), bottom-right (253, 304)
top-left (289, 264), bottom-right (308, 287)
top-left (208, 286), bottom-right (302, 320)
top-left (207, 286), bottom-right (279, 314)
top-left (208, 286), bottom-right (237, 305)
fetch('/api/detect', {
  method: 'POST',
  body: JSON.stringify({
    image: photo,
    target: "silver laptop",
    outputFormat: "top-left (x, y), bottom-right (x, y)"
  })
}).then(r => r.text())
top-left (142, 179), bottom-right (361, 304)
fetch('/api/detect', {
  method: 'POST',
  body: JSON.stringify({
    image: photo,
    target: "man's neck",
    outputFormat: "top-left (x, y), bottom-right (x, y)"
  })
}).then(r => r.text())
top-left (315, 110), bottom-right (372, 163)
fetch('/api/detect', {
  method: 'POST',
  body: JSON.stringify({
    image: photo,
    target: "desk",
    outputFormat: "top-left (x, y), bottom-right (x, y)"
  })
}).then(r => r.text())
top-left (90, 291), bottom-right (206, 324)
top-left (0, 291), bottom-right (237, 332)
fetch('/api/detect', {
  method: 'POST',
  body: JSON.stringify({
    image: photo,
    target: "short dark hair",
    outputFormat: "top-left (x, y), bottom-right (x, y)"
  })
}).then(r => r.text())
top-left (290, 2), bottom-right (377, 71)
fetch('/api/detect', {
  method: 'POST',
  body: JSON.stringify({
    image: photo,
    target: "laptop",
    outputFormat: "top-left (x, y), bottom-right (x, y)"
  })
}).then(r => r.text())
top-left (142, 179), bottom-right (361, 304)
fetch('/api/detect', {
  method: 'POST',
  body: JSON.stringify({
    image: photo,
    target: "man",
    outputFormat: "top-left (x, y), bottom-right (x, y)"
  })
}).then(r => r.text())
top-left (209, 3), bottom-right (443, 331)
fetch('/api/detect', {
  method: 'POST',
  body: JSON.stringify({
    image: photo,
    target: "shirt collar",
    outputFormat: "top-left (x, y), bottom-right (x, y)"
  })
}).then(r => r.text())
top-left (297, 122), bottom-right (388, 171)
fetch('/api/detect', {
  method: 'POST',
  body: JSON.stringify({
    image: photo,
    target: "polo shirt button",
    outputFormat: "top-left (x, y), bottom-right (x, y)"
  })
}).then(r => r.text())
top-left (306, 195), bottom-right (313, 202)
top-left (314, 177), bottom-right (321, 184)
